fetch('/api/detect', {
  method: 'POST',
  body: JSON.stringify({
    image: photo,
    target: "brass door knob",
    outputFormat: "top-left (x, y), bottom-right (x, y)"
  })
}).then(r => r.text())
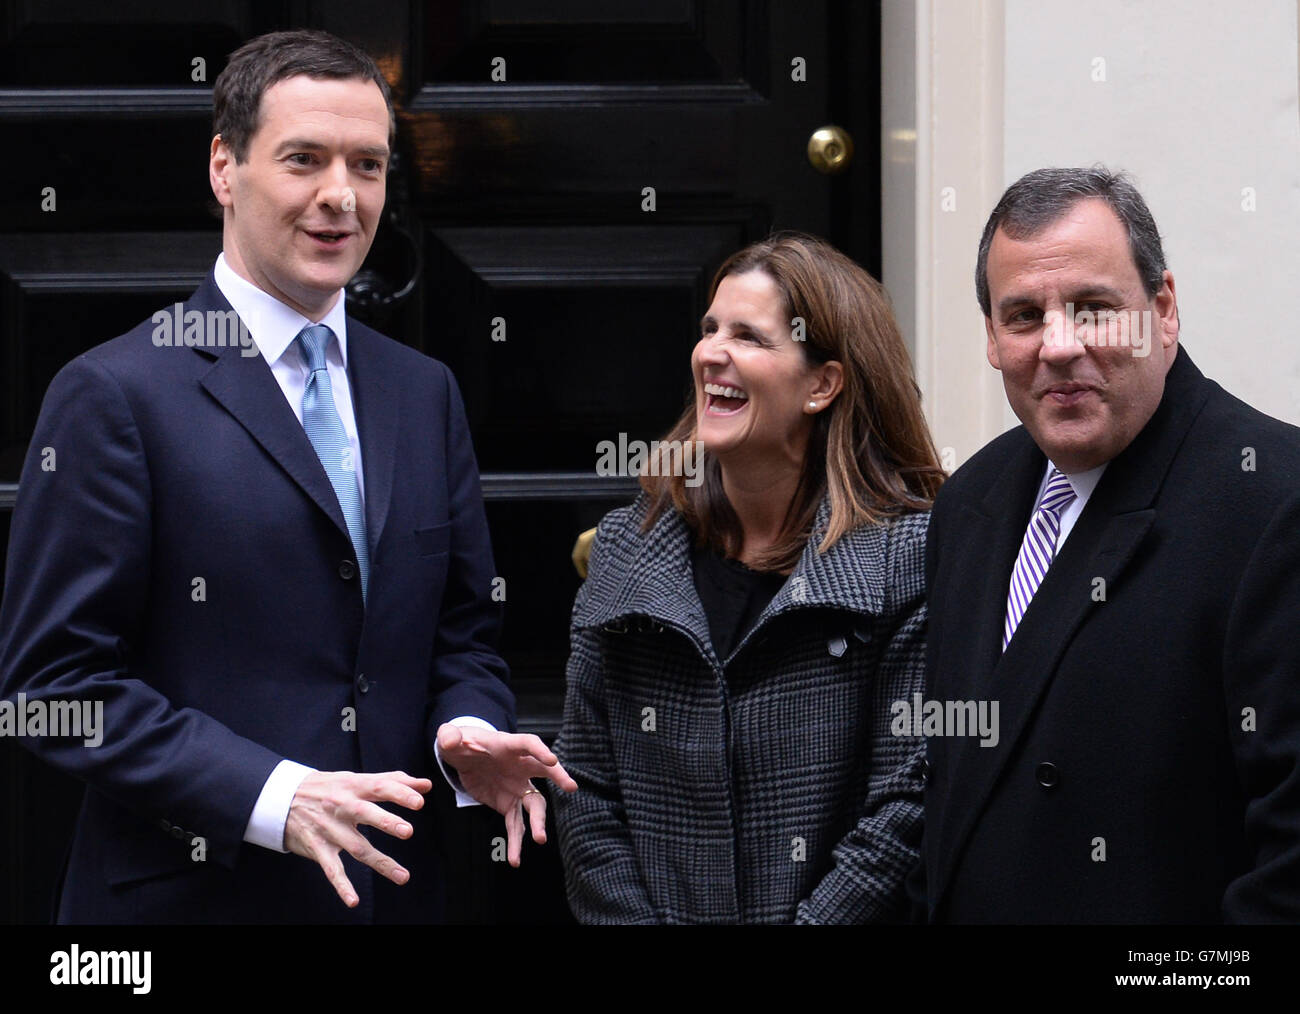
top-left (572, 527), bottom-right (597, 578)
top-left (807, 125), bottom-right (854, 175)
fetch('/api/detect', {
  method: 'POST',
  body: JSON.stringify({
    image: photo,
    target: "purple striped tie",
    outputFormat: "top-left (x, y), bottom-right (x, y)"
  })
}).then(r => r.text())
top-left (1002, 468), bottom-right (1077, 651)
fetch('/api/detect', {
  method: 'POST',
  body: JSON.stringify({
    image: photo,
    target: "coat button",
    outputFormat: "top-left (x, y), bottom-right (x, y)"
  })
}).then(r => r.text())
top-left (920, 757), bottom-right (930, 783)
top-left (828, 636), bottom-right (847, 658)
top-left (338, 559), bottom-right (356, 580)
top-left (1036, 762), bottom-right (1060, 788)
top-left (356, 673), bottom-right (370, 694)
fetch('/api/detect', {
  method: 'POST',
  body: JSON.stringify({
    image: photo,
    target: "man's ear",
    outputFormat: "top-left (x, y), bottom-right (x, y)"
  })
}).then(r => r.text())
top-left (209, 135), bottom-right (235, 209)
top-left (1154, 269), bottom-right (1179, 351)
top-left (985, 316), bottom-right (1002, 371)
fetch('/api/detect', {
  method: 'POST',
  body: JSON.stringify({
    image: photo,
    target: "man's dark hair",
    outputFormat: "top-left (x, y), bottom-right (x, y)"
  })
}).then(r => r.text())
top-left (212, 29), bottom-right (395, 163)
top-left (975, 166), bottom-right (1168, 317)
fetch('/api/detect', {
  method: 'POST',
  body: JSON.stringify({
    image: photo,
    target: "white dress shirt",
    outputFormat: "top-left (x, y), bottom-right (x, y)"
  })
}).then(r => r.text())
top-left (212, 255), bottom-right (491, 853)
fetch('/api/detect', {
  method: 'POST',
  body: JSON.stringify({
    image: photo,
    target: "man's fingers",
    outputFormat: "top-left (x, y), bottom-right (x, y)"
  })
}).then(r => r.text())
top-left (436, 723), bottom-right (464, 753)
top-left (341, 831), bottom-right (410, 886)
top-left (314, 846), bottom-right (360, 908)
top-left (288, 771), bottom-right (431, 899)
top-left (505, 802), bottom-right (524, 867)
top-left (535, 758), bottom-right (578, 793)
top-left (523, 790), bottom-right (548, 845)
top-left (381, 770), bottom-right (435, 792)
top-left (446, 727), bottom-right (557, 764)
top-left (359, 772), bottom-right (433, 811)
top-left (499, 732), bottom-right (559, 764)
top-left (437, 723), bottom-right (490, 755)
top-left (506, 755), bottom-right (579, 792)
top-left (352, 799), bottom-right (416, 841)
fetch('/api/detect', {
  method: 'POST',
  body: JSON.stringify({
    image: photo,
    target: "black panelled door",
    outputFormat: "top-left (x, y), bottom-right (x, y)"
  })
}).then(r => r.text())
top-left (0, 0), bottom-right (880, 923)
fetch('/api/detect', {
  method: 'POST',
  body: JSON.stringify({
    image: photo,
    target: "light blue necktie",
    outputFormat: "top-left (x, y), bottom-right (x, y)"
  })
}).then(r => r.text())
top-left (296, 324), bottom-right (369, 602)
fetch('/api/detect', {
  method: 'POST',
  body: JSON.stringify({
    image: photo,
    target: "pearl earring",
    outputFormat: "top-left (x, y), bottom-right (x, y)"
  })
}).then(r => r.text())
top-left (808, 401), bottom-right (817, 409)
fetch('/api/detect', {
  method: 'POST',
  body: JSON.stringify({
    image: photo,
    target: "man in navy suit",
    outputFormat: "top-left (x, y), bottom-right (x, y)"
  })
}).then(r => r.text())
top-left (0, 29), bottom-right (574, 923)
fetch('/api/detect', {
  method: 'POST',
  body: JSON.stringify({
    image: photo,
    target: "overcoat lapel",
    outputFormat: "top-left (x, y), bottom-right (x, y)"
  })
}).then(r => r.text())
top-left (930, 347), bottom-right (1214, 911)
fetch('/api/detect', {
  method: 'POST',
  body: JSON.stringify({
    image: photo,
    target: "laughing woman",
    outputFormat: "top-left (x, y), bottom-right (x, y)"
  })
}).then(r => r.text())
top-left (552, 232), bottom-right (945, 924)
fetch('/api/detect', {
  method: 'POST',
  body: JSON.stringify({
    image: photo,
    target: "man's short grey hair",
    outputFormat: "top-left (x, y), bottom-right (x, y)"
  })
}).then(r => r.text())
top-left (975, 166), bottom-right (1168, 317)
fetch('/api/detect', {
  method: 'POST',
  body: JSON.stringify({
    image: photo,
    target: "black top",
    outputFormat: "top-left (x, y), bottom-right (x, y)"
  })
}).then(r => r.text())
top-left (691, 544), bottom-right (788, 662)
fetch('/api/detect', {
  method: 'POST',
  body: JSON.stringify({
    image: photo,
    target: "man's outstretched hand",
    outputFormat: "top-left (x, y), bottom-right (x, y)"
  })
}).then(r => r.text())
top-left (284, 770), bottom-right (433, 908)
top-left (437, 724), bottom-right (578, 867)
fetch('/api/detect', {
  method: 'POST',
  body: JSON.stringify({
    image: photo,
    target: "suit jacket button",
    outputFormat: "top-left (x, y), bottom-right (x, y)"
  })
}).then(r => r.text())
top-left (338, 559), bottom-right (356, 580)
top-left (356, 673), bottom-right (370, 694)
top-left (827, 636), bottom-right (847, 658)
top-left (920, 757), bottom-right (930, 783)
top-left (1036, 762), bottom-right (1060, 788)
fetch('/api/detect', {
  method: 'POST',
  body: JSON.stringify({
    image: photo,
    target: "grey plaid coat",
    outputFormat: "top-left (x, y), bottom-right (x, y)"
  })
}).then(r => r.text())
top-left (552, 493), bottom-right (929, 924)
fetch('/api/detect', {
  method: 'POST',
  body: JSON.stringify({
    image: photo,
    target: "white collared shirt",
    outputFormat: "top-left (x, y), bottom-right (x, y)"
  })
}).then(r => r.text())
top-left (1035, 459), bottom-right (1108, 551)
top-left (210, 256), bottom-right (487, 852)
top-left (213, 252), bottom-right (365, 502)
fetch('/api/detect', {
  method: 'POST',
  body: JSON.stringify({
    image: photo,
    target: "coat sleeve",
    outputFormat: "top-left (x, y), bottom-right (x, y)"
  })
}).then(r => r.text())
top-left (550, 523), bottom-right (659, 924)
top-left (423, 363), bottom-right (515, 743)
top-left (1222, 491), bottom-right (1300, 921)
top-left (0, 355), bottom-right (282, 869)
top-left (795, 516), bottom-right (929, 924)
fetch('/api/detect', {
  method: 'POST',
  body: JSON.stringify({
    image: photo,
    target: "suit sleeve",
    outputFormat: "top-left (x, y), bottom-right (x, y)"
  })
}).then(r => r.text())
top-left (795, 518), bottom-right (928, 924)
top-left (550, 524), bottom-right (659, 924)
top-left (423, 364), bottom-right (515, 748)
top-left (0, 356), bottom-right (282, 869)
top-left (1222, 491), bottom-right (1300, 921)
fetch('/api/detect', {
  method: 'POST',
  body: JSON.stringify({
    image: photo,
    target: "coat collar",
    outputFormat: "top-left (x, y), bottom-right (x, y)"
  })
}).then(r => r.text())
top-left (944, 344), bottom-right (1210, 689)
top-left (572, 491), bottom-right (895, 652)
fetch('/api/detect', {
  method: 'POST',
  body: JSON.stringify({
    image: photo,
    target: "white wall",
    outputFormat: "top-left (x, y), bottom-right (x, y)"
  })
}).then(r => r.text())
top-left (887, 0), bottom-right (1300, 459)
top-left (884, 0), bottom-right (1008, 470)
top-left (1003, 0), bottom-right (1300, 428)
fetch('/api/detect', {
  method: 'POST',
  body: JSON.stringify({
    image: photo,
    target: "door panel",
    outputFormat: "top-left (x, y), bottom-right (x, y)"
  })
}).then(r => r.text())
top-left (0, 0), bottom-right (880, 923)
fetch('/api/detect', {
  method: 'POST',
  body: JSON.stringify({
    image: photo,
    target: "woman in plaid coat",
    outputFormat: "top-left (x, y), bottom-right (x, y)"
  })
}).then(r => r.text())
top-left (552, 233), bottom-right (945, 923)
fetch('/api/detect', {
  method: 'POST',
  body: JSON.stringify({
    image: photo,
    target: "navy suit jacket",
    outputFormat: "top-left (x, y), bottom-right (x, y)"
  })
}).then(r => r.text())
top-left (0, 271), bottom-right (515, 923)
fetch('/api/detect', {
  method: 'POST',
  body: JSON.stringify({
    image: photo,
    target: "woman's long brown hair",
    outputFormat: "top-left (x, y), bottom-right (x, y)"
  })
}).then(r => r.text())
top-left (641, 231), bottom-right (945, 572)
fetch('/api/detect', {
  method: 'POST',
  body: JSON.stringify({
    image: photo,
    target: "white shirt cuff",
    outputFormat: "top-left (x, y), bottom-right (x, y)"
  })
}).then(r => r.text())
top-left (435, 716), bottom-right (499, 808)
top-left (243, 759), bottom-right (316, 852)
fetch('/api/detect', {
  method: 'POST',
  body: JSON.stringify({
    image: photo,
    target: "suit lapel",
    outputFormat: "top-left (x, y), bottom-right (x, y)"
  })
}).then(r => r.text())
top-left (931, 347), bottom-right (1214, 914)
top-left (189, 273), bottom-right (351, 543)
top-left (345, 322), bottom-right (397, 555)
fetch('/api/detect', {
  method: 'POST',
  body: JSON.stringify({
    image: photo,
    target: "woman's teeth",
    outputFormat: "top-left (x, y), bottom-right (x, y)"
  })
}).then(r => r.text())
top-left (704, 382), bottom-right (749, 415)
